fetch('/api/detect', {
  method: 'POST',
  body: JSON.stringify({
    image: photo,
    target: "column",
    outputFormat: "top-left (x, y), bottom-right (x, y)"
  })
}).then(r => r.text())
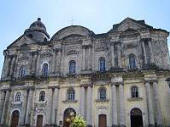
top-left (25, 89), bottom-right (34, 125)
top-left (86, 86), bottom-right (92, 127)
top-left (153, 81), bottom-right (163, 126)
top-left (52, 50), bottom-right (57, 74)
top-left (142, 41), bottom-right (147, 64)
top-left (145, 82), bottom-right (154, 127)
top-left (20, 90), bottom-right (28, 126)
top-left (88, 47), bottom-right (91, 70)
top-left (51, 88), bottom-right (59, 125)
top-left (80, 86), bottom-right (85, 117)
top-left (0, 91), bottom-right (5, 122)
top-left (9, 56), bottom-right (15, 76)
top-left (36, 53), bottom-right (40, 76)
top-left (5, 56), bottom-right (11, 78)
top-left (82, 47), bottom-right (86, 71)
top-left (111, 44), bottom-right (115, 67)
top-left (118, 44), bottom-right (122, 68)
top-left (47, 89), bottom-right (53, 125)
top-left (1, 55), bottom-right (7, 79)
top-left (30, 52), bottom-right (36, 74)
top-left (111, 84), bottom-right (118, 127)
top-left (1, 90), bottom-right (11, 125)
top-left (58, 49), bottom-right (62, 73)
top-left (13, 55), bottom-right (19, 78)
top-left (148, 40), bottom-right (154, 63)
top-left (119, 83), bottom-right (125, 127)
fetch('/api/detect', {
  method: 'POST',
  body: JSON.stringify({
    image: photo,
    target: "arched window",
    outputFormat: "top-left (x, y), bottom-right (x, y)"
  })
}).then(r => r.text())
top-left (15, 92), bottom-right (21, 102)
top-left (131, 86), bottom-right (139, 98)
top-left (99, 87), bottom-right (106, 100)
top-left (42, 63), bottom-right (48, 77)
top-left (99, 57), bottom-right (105, 72)
top-left (67, 88), bottom-right (75, 101)
top-left (19, 66), bottom-right (26, 77)
top-left (39, 91), bottom-right (45, 101)
top-left (129, 54), bottom-right (136, 69)
top-left (69, 60), bottom-right (76, 74)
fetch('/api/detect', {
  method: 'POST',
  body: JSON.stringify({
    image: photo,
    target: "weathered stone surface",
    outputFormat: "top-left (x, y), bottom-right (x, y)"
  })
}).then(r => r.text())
top-left (0, 17), bottom-right (170, 127)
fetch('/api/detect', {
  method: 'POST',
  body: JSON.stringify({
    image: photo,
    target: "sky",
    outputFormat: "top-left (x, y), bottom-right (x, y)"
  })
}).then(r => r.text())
top-left (0, 0), bottom-right (170, 76)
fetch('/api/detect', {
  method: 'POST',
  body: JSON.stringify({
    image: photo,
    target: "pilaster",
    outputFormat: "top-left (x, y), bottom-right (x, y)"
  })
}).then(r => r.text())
top-left (119, 83), bottom-right (126, 127)
top-left (51, 87), bottom-right (59, 125)
top-left (86, 85), bottom-right (92, 126)
top-left (111, 44), bottom-right (115, 67)
top-left (1, 90), bottom-right (11, 125)
top-left (111, 83), bottom-right (118, 127)
top-left (25, 88), bottom-right (34, 125)
top-left (145, 81), bottom-right (154, 126)
top-left (80, 86), bottom-right (85, 118)
top-left (153, 81), bottom-right (163, 126)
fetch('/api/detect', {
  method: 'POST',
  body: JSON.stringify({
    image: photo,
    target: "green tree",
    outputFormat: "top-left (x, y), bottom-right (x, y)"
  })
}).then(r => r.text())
top-left (70, 115), bottom-right (86, 127)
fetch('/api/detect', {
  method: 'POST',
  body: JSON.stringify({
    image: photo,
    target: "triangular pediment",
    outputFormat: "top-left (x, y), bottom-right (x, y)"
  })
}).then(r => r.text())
top-left (7, 35), bottom-right (36, 49)
top-left (114, 18), bottom-right (153, 32)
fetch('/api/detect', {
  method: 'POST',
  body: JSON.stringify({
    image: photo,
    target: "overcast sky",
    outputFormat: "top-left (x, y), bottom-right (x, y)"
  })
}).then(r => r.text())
top-left (0, 0), bottom-right (170, 76)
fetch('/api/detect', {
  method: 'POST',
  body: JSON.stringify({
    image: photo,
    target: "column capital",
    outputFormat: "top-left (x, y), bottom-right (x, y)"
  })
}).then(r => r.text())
top-left (111, 82), bottom-right (123, 86)
top-left (145, 80), bottom-right (158, 84)
top-left (80, 83), bottom-right (92, 88)
top-left (82, 45), bottom-right (92, 49)
top-left (48, 86), bottom-right (59, 89)
top-left (140, 38), bottom-right (152, 42)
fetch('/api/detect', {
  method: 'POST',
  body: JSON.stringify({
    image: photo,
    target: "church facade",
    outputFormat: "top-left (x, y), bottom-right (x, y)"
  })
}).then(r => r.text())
top-left (0, 17), bottom-right (170, 127)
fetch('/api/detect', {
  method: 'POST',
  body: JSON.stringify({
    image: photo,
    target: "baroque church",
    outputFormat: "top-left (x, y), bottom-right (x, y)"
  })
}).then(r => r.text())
top-left (0, 17), bottom-right (170, 127)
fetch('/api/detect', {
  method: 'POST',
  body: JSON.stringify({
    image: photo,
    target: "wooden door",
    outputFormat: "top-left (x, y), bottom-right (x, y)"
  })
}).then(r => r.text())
top-left (99, 114), bottom-right (107, 127)
top-left (130, 108), bottom-right (143, 127)
top-left (11, 110), bottom-right (19, 127)
top-left (36, 115), bottom-right (43, 127)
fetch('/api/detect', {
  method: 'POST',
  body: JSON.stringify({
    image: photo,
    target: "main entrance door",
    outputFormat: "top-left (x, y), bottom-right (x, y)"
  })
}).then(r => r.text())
top-left (99, 114), bottom-right (107, 127)
top-left (63, 108), bottom-right (76, 127)
top-left (36, 115), bottom-right (43, 127)
top-left (11, 110), bottom-right (19, 127)
top-left (130, 108), bottom-right (143, 127)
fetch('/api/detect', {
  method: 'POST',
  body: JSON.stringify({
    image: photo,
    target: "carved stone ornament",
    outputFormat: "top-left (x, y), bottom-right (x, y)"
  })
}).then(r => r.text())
top-left (67, 50), bottom-right (79, 55)
top-left (40, 52), bottom-right (52, 58)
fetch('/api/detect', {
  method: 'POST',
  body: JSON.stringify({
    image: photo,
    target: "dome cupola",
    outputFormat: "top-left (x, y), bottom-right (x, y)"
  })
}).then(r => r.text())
top-left (25, 18), bottom-right (50, 43)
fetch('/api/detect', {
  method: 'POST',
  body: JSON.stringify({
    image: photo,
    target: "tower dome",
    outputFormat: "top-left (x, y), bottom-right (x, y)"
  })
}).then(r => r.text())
top-left (25, 18), bottom-right (50, 43)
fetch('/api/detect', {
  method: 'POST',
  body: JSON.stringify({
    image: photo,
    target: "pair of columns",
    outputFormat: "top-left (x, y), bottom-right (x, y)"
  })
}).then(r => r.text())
top-left (111, 43), bottom-right (122, 68)
top-left (0, 89), bottom-right (11, 125)
top-left (141, 39), bottom-right (154, 64)
top-left (80, 83), bottom-right (125, 127)
top-left (82, 46), bottom-right (92, 71)
top-left (0, 88), bottom-right (32, 126)
top-left (25, 87), bottom-right (59, 126)
top-left (145, 81), bottom-right (162, 127)
top-left (111, 83), bottom-right (125, 127)
top-left (80, 85), bottom-right (93, 127)
top-left (49, 87), bottom-right (59, 125)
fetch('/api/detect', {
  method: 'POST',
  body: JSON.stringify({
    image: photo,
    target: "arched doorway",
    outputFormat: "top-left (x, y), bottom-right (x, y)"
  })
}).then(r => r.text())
top-left (11, 110), bottom-right (19, 127)
top-left (99, 114), bottom-right (107, 127)
top-left (130, 108), bottom-right (143, 127)
top-left (36, 115), bottom-right (43, 127)
top-left (63, 108), bottom-right (76, 127)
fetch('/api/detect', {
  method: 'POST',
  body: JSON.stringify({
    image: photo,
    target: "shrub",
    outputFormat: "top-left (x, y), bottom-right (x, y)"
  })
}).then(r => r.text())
top-left (70, 115), bottom-right (86, 127)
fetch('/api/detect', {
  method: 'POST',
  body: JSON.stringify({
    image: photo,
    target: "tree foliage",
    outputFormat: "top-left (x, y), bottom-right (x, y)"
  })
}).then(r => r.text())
top-left (70, 115), bottom-right (86, 127)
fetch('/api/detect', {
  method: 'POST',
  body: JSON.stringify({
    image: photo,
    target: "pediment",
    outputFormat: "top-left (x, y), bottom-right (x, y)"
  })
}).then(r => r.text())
top-left (7, 35), bottom-right (35, 49)
top-left (120, 28), bottom-right (140, 38)
top-left (115, 18), bottom-right (152, 32)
